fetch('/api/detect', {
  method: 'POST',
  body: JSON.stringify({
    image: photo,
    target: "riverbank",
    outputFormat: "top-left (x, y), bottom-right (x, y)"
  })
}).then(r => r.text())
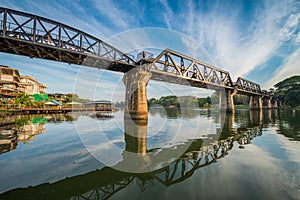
top-left (0, 107), bottom-right (116, 115)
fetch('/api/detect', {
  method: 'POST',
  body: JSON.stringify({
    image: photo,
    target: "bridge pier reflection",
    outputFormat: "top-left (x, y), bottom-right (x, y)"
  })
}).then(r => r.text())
top-left (120, 117), bottom-right (152, 173)
top-left (124, 118), bottom-right (148, 155)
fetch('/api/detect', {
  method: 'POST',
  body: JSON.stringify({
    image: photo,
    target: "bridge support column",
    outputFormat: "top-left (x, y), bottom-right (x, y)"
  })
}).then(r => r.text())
top-left (219, 89), bottom-right (237, 112)
top-left (122, 66), bottom-right (152, 121)
top-left (283, 100), bottom-right (287, 107)
top-left (272, 99), bottom-right (278, 108)
top-left (267, 96), bottom-right (272, 109)
top-left (278, 100), bottom-right (282, 108)
top-left (249, 96), bottom-right (262, 110)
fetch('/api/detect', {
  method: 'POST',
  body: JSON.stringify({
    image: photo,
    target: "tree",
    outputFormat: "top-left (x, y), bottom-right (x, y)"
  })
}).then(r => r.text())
top-left (148, 98), bottom-right (157, 107)
top-left (274, 76), bottom-right (300, 90)
top-left (274, 75), bottom-right (300, 107)
top-left (64, 93), bottom-right (90, 103)
top-left (148, 95), bottom-right (213, 108)
top-left (197, 96), bottom-right (211, 107)
top-left (233, 94), bottom-right (248, 105)
top-left (159, 96), bottom-right (179, 107)
top-left (15, 93), bottom-right (33, 107)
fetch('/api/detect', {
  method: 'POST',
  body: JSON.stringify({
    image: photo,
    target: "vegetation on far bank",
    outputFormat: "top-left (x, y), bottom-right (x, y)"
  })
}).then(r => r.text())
top-left (146, 75), bottom-right (300, 109)
top-left (274, 75), bottom-right (300, 107)
top-left (148, 96), bottom-right (212, 108)
top-left (1, 75), bottom-right (299, 110)
top-left (0, 93), bottom-right (90, 109)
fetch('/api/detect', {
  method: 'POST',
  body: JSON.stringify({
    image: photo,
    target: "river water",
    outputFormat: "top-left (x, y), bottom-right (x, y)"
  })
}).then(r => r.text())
top-left (0, 108), bottom-right (299, 200)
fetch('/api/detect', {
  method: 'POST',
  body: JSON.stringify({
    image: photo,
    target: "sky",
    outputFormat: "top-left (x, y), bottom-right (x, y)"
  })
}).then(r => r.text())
top-left (0, 0), bottom-right (299, 102)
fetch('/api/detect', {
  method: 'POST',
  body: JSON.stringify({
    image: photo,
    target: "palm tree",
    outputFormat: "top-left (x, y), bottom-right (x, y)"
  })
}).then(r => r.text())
top-left (15, 93), bottom-right (33, 108)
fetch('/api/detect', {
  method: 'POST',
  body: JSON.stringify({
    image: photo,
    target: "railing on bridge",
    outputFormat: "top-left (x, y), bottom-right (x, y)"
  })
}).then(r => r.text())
top-left (234, 77), bottom-right (262, 94)
top-left (0, 7), bottom-right (266, 96)
top-left (143, 49), bottom-right (234, 88)
top-left (0, 7), bottom-right (135, 65)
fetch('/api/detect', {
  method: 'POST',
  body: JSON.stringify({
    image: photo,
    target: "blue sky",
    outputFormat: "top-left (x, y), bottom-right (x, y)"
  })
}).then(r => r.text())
top-left (0, 0), bottom-right (299, 101)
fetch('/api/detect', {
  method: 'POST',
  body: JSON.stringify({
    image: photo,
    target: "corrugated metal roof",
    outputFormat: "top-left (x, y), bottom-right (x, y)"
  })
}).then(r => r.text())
top-left (95, 100), bottom-right (111, 103)
top-left (51, 100), bottom-right (62, 105)
top-left (83, 100), bottom-right (111, 105)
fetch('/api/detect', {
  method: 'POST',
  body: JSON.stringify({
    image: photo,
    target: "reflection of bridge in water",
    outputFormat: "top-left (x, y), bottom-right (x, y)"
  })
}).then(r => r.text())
top-left (0, 109), bottom-right (279, 200)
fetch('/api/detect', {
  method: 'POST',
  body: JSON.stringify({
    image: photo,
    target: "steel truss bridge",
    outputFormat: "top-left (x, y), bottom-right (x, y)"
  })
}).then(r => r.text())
top-left (0, 7), bottom-right (267, 97)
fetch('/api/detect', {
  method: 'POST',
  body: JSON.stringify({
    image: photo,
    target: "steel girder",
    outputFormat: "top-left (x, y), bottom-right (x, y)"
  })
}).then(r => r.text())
top-left (0, 7), bottom-right (266, 96)
top-left (0, 7), bottom-right (135, 69)
top-left (142, 49), bottom-right (234, 90)
top-left (235, 77), bottom-right (262, 94)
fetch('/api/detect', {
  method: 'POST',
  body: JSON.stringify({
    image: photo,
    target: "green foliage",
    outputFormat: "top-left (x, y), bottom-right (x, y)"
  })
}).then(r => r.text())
top-left (233, 95), bottom-right (248, 105)
top-left (274, 75), bottom-right (300, 107)
top-left (64, 93), bottom-right (90, 103)
top-left (198, 96), bottom-right (211, 107)
top-left (15, 116), bottom-right (31, 126)
top-left (159, 96), bottom-right (180, 107)
top-left (31, 101), bottom-right (44, 108)
top-left (148, 95), bottom-right (212, 108)
top-left (15, 93), bottom-right (33, 107)
top-left (278, 110), bottom-right (300, 141)
top-left (286, 90), bottom-right (300, 107)
top-left (274, 75), bottom-right (300, 90)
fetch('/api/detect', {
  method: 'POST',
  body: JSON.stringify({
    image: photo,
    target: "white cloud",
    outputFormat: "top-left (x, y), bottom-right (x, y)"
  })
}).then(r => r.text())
top-left (104, 28), bottom-right (155, 55)
top-left (2, 0), bottom-right (299, 97)
top-left (278, 13), bottom-right (300, 41)
top-left (159, 0), bottom-right (174, 29)
top-left (295, 32), bottom-right (300, 43)
top-left (92, 0), bottom-right (137, 30)
top-left (263, 47), bottom-right (300, 89)
top-left (176, 0), bottom-right (299, 81)
top-left (1, 0), bottom-right (113, 38)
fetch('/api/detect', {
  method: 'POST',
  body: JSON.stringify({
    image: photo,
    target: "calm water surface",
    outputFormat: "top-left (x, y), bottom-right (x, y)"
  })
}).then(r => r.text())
top-left (0, 109), bottom-right (299, 200)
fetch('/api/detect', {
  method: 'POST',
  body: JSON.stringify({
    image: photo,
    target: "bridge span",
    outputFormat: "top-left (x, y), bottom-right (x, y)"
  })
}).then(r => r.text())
top-left (0, 7), bottom-right (284, 115)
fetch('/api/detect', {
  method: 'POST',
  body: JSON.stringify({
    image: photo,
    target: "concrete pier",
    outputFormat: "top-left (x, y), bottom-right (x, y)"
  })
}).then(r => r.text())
top-left (122, 66), bottom-right (152, 121)
top-left (267, 96), bottom-right (272, 109)
top-left (219, 89), bottom-right (237, 112)
top-left (249, 96), bottom-right (263, 110)
top-left (272, 99), bottom-right (278, 108)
